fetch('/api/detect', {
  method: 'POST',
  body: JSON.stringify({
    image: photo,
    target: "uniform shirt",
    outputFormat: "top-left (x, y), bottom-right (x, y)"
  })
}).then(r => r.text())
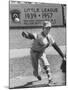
top-left (31, 32), bottom-right (55, 52)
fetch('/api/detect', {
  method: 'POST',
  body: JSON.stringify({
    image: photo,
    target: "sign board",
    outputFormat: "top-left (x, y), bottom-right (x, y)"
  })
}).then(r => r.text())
top-left (9, 2), bottom-right (63, 27)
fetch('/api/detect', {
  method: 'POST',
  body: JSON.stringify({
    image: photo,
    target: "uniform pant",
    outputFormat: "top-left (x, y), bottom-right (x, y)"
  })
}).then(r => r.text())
top-left (30, 49), bottom-right (51, 79)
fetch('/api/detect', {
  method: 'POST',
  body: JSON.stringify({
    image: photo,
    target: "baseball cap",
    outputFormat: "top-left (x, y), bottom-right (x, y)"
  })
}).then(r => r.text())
top-left (43, 21), bottom-right (51, 27)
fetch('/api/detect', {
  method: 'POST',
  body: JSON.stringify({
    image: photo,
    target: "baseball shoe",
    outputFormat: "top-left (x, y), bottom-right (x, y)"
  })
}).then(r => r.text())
top-left (48, 79), bottom-right (56, 86)
top-left (37, 75), bottom-right (42, 80)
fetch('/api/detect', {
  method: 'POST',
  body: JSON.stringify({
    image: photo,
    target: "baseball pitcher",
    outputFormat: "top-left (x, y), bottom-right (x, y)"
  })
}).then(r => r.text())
top-left (22, 21), bottom-right (65, 85)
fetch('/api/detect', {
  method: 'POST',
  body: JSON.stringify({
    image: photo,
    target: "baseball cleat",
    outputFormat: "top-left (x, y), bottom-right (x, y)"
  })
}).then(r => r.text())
top-left (37, 75), bottom-right (42, 80)
top-left (48, 79), bottom-right (56, 86)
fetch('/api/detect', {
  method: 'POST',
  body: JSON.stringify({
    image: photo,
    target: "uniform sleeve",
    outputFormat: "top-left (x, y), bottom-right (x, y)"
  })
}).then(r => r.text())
top-left (48, 34), bottom-right (55, 44)
top-left (25, 32), bottom-right (37, 39)
top-left (48, 34), bottom-right (64, 58)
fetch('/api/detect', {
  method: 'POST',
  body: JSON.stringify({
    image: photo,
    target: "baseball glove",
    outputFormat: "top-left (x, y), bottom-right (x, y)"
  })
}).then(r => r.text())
top-left (60, 57), bottom-right (66, 73)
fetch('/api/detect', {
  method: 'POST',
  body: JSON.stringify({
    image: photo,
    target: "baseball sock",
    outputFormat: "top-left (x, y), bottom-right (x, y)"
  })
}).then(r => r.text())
top-left (44, 66), bottom-right (52, 82)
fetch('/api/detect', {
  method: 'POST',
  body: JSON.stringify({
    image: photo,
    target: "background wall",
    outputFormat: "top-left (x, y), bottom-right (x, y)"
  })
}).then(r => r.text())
top-left (10, 28), bottom-right (66, 49)
top-left (9, 2), bottom-right (66, 28)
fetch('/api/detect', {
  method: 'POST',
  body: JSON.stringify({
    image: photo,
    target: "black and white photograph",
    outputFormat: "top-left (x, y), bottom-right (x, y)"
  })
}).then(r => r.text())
top-left (9, 1), bottom-right (66, 89)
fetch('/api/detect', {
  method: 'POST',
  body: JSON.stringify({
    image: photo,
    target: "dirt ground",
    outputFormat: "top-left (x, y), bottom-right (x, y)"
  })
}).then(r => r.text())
top-left (9, 55), bottom-right (66, 88)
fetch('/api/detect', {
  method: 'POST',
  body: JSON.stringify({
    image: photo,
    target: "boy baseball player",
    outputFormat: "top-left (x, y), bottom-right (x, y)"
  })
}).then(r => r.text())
top-left (22, 21), bottom-right (65, 85)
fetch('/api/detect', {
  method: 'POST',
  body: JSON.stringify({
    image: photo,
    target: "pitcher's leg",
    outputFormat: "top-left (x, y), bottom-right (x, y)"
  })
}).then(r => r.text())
top-left (44, 66), bottom-right (52, 81)
top-left (30, 50), bottom-right (41, 80)
top-left (40, 53), bottom-right (53, 83)
top-left (38, 59), bottom-right (43, 73)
